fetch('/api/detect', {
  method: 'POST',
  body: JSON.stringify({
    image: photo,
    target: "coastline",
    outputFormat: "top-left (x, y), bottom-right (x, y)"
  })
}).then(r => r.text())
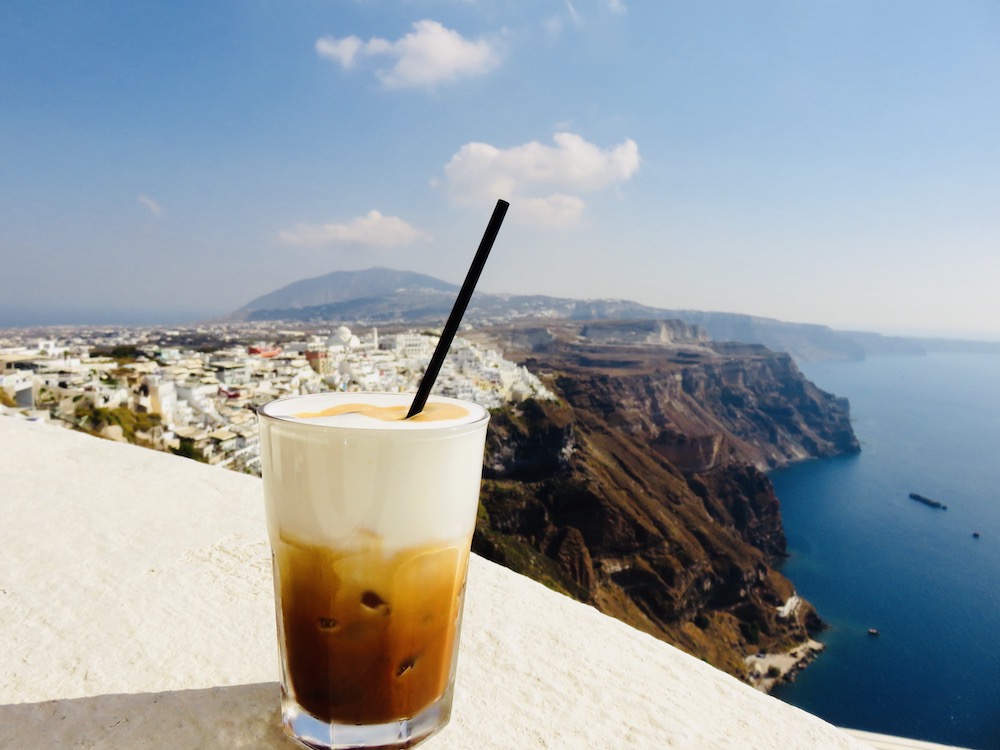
top-left (745, 639), bottom-right (825, 693)
top-left (766, 353), bottom-right (1000, 748)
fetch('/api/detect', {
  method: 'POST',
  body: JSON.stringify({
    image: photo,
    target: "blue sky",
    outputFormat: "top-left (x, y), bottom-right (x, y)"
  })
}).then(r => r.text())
top-left (2, 1), bottom-right (999, 337)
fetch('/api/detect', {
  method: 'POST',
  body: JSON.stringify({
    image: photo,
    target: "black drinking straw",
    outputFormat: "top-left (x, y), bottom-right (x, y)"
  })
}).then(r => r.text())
top-left (406, 199), bottom-right (509, 418)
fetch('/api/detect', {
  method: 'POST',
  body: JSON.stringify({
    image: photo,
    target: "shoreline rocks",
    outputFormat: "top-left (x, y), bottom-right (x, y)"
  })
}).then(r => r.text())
top-left (745, 639), bottom-right (826, 692)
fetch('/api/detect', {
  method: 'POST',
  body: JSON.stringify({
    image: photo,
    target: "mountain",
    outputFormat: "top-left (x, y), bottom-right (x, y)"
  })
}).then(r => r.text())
top-left (234, 267), bottom-right (459, 317)
top-left (231, 267), bottom-right (946, 361)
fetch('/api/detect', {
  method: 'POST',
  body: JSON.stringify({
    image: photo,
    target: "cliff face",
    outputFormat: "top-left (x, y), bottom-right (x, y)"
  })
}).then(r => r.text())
top-left (559, 344), bottom-right (859, 472)
top-left (473, 323), bottom-right (857, 681)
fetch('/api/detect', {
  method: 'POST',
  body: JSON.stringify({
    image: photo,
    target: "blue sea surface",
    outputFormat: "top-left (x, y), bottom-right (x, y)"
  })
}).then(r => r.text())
top-left (770, 353), bottom-right (1000, 750)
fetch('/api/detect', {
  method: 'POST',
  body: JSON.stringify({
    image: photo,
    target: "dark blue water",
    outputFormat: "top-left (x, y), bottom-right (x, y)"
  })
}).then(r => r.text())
top-left (770, 353), bottom-right (1000, 750)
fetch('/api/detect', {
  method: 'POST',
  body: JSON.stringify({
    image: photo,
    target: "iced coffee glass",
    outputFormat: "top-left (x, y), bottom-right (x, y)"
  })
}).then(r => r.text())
top-left (258, 392), bottom-right (489, 750)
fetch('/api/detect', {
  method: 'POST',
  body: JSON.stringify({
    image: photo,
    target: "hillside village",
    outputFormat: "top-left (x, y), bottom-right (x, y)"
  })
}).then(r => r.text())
top-left (0, 322), bottom-right (554, 475)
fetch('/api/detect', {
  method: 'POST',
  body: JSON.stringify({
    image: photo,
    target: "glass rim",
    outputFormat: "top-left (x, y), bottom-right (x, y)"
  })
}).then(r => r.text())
top-left (256, 391), bottom-right (491, 436)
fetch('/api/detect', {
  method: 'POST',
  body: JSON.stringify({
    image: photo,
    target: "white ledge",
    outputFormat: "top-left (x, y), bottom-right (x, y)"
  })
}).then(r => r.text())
top-left (0, 417), bottom-right (919, 748)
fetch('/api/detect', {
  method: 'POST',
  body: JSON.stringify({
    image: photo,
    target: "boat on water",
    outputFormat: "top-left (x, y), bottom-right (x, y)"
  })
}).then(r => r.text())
top-left (909, 492), bottom-right (948, 510)
top-left (868, 628), bottom-right (880, 637)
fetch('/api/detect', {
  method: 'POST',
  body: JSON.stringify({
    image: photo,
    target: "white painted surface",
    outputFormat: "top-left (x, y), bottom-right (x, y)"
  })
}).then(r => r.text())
top-left (0, 417), bottom-right (886, 749)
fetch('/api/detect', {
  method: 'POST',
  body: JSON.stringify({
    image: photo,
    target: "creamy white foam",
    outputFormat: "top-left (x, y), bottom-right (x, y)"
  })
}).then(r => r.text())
top-left (260, 392), bottom-right (488, 430)
top-left (258, 393), bottom-right (489, 550)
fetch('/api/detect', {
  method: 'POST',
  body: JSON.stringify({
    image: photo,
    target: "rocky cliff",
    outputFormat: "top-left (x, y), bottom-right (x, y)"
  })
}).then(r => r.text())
top-left (472, 321), bottom-right (858, 681)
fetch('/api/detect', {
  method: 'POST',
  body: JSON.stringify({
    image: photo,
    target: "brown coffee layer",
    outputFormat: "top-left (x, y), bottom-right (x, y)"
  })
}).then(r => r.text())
top-left (273, 535), bottom-right (470, 724)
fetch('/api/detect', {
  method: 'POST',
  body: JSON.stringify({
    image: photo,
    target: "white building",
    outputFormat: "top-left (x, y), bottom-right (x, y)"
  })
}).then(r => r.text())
top-left (390, 332), bottom-right (432, 359)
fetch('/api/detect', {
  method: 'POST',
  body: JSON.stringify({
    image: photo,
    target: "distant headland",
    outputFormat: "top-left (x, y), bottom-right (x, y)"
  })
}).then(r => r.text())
top-left (226, 268), bottom-right (1000, 363)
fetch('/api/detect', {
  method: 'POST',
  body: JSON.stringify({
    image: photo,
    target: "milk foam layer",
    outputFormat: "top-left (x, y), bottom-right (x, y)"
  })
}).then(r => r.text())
top-left (261, 392), bottom-right (487, 430)
top-left (259, 393), bottom-right (489, 551)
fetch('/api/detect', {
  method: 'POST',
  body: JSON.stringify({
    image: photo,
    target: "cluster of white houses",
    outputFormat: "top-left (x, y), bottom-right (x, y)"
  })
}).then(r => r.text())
top-left (0, 325), bottom-right (554, 474)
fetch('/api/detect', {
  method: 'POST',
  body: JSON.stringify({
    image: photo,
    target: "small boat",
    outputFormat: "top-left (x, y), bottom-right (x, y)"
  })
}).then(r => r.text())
top-left (973, 532), bottom-right (981, 539)
top-left (868, 628), bottom-right (880, 637)
top-left (909, 492), bottom-right (947, 510)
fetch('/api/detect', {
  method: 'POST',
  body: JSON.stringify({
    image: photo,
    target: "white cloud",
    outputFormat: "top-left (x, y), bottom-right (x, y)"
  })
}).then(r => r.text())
top-left (316, 20), bottom-right (500, 90)
top-left (442, 132), bottom-right (640, 227)
top-left (520, 194), bottom-right (586, 228)
top-left (278, 210), bottom-right (430, 247)
top-left (315, 35), bottom-right (363, 68)
top-left (607, 0), bottom-right (627, 14)
top-left (138, 195), bottom-right (164, 217)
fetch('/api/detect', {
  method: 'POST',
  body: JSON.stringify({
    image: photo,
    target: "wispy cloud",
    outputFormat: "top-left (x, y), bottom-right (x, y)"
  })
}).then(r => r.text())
top-left (316, 20), bottom-right (501, 90)
top-left (277, 210), bottom-right (430, 247)
top-left (138, 195), bottom-right (164, 217)
top-left (544, 1), bottom-right (582, 36)
top-left (315, 35), bottom-right (363, 68)
top-left (545, 1), bottom-right (623, 36)
top-left (442, 132), bottom-right (640, 227)
top-left (565, 1), bottom-right (583, 29)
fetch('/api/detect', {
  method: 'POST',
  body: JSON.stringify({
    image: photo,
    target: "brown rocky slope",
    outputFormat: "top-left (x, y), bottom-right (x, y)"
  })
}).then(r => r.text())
top-left (471, 321), bottom-right (859, 682)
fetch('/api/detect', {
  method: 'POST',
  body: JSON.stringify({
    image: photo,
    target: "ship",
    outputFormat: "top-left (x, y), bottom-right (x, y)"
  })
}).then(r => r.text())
top-left (909, 492), bottom-right (947, 510)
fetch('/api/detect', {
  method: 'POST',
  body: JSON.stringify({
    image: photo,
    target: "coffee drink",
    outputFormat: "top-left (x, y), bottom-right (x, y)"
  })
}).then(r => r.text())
top-left (258, 393), bottom-right (489, 749)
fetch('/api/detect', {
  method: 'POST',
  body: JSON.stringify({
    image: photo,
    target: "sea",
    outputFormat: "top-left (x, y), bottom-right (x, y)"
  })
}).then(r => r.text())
top-left (770, 352), bottom-right (1000, 750)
